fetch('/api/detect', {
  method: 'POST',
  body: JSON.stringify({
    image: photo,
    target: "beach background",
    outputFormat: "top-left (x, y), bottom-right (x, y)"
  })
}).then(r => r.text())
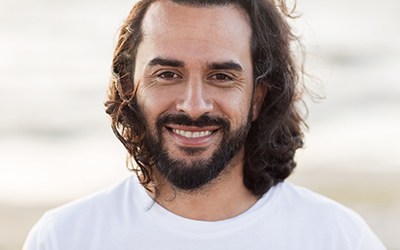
top-left (0, 0), bottom-right (399, 249)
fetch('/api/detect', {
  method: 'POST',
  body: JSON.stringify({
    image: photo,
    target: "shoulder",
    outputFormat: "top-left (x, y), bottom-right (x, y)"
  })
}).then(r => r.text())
top-left (275, 182), bottom-right (366, 226)
top-left (46, 175), bottom-right (136, 220)
top-left (277, 182), bottom-right (355, 211)
top-left (23, 176), bottom-right (147, 249)
top-left (268, 182), bottom-right (385, 249)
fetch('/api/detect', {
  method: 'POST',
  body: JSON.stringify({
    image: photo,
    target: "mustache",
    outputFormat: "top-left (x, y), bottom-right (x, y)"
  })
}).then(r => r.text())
top-left (156, 114), bottom-right (230, 130)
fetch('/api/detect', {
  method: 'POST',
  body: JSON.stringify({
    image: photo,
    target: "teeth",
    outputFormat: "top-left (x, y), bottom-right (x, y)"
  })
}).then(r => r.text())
top-left (172, 129), bottom-right (212, 138)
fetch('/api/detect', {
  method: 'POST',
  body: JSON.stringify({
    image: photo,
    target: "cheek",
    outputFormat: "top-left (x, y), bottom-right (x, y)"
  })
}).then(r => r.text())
top-left (214, 91), bottom-right (252, 122)
top-left (137, 86), bottom-right (177, 122)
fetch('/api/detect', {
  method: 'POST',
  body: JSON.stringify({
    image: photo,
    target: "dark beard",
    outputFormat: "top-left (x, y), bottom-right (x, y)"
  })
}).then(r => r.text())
top-left (142, 113), bottom-right (252, 192)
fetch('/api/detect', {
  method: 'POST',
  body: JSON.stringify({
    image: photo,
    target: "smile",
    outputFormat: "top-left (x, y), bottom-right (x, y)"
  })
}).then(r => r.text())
top-left (166, 125), bottom-right (220, 148)
top-left (172, 129), bottom-right (213, 139)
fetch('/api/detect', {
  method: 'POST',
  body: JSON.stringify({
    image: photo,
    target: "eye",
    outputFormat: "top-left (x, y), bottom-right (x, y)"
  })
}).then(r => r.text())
top-left (157, 71), bottom-right (180, 80)
top-left (210, 73), bottom-right (233, 81)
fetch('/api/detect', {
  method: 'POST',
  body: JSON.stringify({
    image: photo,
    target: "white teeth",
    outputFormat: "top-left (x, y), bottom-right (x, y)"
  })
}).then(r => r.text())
top-left (172, 129), bottom-right (212, 138)
top-left (184, 131), bottom-right (191, 138)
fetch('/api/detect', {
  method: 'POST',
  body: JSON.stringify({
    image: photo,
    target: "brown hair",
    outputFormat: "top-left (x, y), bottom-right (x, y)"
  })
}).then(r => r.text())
top-left (105, 0), bottom-right (306, 196)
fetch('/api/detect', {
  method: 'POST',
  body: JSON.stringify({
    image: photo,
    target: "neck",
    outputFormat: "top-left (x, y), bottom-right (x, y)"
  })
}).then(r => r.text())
top-left (147, 150), bottom-right (259, 221)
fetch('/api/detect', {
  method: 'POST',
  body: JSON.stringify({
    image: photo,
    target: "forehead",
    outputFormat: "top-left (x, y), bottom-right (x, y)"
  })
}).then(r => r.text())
top-left (139, 1), bottom-right (252, 63)
top-left (142, 1), bottom-right (251, 34)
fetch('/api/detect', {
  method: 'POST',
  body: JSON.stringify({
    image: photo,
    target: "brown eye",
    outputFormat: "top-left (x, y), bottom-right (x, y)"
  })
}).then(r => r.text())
top-left (157, 71), bottom-right (179, 79)
top-left (211, 73), bottom-right (233, 81)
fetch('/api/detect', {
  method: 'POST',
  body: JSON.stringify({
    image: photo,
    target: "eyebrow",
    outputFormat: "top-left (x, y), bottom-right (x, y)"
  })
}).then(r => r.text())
top-left (148, 57), bottom-right (185, 67)
top-left (147, 57), bottom-right (243, 72)
top-left (208, 61), bottom-right (243, 72)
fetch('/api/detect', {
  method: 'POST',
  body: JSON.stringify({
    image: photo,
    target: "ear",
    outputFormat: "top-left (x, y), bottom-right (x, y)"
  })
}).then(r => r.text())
top-left (251, 82), bottom-right (267, 121)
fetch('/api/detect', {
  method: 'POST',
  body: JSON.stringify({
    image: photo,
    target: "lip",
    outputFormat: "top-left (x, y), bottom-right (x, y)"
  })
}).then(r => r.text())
top-left (166, 125), bottom-right (219, 147)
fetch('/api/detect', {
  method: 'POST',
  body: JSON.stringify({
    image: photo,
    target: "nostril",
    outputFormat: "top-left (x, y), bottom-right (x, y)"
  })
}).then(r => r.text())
top-left (176, 87), bottom-right (213, 118)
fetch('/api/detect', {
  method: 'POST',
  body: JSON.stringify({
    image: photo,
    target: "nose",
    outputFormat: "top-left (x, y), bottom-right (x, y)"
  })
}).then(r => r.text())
top-left (176, 79), bottom-right (214, 120)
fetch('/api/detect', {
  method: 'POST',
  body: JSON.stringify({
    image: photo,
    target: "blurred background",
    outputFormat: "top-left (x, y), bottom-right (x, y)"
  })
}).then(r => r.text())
top-left (0, 0), bottom-right (399, 249)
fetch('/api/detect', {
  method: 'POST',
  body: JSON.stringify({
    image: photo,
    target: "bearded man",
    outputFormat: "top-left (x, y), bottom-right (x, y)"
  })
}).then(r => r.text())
top-left (24, 0), bottom-right (385, 249)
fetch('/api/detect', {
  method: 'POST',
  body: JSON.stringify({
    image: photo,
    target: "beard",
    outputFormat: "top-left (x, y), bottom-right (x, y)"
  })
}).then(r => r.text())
top-left (138, 110), bottom-right (252, 192)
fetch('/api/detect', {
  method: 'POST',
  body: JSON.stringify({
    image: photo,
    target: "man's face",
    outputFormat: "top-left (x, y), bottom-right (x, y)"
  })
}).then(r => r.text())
top-left (133, 1), bottom-right (265, 190)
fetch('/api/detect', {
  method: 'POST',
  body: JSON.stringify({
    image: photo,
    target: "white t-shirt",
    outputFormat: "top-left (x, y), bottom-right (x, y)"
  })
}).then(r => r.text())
top-left (24, 176), bottom-right (385, 250)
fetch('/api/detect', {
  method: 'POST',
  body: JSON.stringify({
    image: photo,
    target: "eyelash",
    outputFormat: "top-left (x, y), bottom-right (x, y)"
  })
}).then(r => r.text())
top-left (156, 71), bottom-right (181, 80)
top-left (209, 73), bottom-right (233, 81)
top-left (154, 71), bottom-right (235, 84)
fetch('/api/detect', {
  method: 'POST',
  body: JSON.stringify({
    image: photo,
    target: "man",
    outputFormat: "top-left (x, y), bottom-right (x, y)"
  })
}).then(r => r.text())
top-left (24, 0), bottom-right (385, 249)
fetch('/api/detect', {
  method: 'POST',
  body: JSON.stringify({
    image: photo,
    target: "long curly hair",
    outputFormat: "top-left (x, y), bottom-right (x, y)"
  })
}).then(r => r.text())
top-left (105, 0), bottom-right (307, 196)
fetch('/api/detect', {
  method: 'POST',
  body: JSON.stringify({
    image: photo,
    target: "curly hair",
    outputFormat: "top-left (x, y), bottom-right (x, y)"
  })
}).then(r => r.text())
top-left (105, 0), bottom-right (306, 196)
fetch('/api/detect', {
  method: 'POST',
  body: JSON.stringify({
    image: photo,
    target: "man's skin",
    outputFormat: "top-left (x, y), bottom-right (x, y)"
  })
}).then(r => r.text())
top-left (133, 1), bottom-right (267, 221)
